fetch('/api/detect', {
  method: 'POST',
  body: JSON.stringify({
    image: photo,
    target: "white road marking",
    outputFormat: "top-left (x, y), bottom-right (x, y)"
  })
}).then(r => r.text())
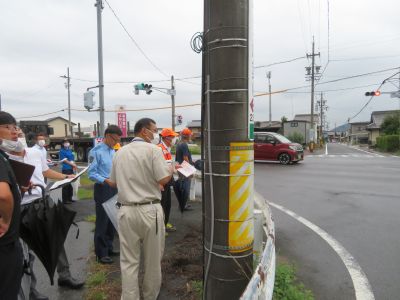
top-left (347, 145), bottom-right (383, 157)
top-left (325, 144), bottom-right (328, 155)
top-left (269, 202), bottom-right (375, 300)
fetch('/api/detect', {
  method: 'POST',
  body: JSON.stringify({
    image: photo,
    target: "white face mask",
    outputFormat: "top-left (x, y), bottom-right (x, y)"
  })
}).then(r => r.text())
top-left (171, 137), bottom-right (178, 145)
top-left (63, 143), bottom-right (70, 148)
top-left (18, 137), bottom-right (28, 148)
top-left (151, 135), bottom-right (160, 145)
top-left (37, 140), bottom-right (46, 147)
top-left (0, 138), bottom-right (25, 153)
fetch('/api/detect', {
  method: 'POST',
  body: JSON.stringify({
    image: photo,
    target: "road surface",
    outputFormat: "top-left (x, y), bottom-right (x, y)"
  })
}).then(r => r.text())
top-left (255, 143), bottom-right (400, 299)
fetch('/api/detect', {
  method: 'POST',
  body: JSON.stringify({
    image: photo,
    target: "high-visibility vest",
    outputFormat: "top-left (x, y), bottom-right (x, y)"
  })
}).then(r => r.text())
top-left (157, 142), bottom-right (172, 161)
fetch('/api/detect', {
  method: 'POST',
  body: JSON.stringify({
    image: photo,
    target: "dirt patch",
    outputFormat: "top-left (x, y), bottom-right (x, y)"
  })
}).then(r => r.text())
top-left (161, 225), bottom-right (203, 299)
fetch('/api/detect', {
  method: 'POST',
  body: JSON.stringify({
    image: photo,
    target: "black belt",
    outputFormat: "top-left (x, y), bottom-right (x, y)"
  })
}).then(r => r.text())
top-left (116, 200), bottom-right (160, 208)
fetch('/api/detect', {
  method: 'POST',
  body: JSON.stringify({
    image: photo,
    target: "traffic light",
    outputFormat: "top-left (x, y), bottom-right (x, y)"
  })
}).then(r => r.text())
top-left (365, 91), bottom-right (381, 96)
top-left (144, 84), bottom-right (152, 95)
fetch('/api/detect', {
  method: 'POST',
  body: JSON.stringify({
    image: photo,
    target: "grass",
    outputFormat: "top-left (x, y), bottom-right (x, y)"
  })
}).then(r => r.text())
top-left (190, 280), bottom-right (203, 299)
top-left (273, 262), bottom-right (314, 300)
top-left (86, 271), bottom-right (107, 287)
top-left (80, 173), bottom-right (93, 186)
top-left (85, 214), bottom-right (96, 223)
top-left (78, 188), bottom-right (94, 200)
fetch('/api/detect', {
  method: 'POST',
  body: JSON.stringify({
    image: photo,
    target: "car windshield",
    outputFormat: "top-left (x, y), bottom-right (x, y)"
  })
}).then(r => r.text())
top-left (273, 133), bottom-right (292, 144)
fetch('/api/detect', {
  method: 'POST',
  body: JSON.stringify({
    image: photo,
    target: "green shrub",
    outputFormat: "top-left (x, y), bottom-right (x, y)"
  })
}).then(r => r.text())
top-left (287, 132), bottom-right (305, 144)
top-left (273, 263), bottom-right (313, 300)
top-left (376, 135), bottom-right (400, 152)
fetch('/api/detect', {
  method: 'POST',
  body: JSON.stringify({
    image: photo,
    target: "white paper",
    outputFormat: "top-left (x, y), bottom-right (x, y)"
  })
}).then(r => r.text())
top-left (177, 161), bottom-right (197, 178)
top-left (49, 166), bottom-right (89, 191)
top-left (102, 195), bottom-right (119, 232)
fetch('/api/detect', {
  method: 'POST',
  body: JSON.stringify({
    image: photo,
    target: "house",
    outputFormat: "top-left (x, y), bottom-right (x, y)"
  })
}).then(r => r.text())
top-left (283, 120), bottom-right (311, 144)
top-left (254, 121), bottom-right (282, 133)
top-left (293, 114), bottom-right (320, 141)
top-left (187, 120), bottom-right (202, 144)
top-left (366, 110), bottom-right (400, 145)
top-left (46, 117), bottom-right (77, 137)
top-left (348, 122), bottom-right (369, 144)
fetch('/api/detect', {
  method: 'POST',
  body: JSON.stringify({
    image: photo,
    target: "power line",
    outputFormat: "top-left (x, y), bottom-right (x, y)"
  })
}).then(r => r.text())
top-left (330, 54), bottom-right (400, 62)
top-left (103, 0), bottom-right (169, 78)
top-left (16, 108), bottom-right (66, 119)
top-left (70, 103), bottom-right (200, 113)
top-left (254, 56), bottom-right (306, 69)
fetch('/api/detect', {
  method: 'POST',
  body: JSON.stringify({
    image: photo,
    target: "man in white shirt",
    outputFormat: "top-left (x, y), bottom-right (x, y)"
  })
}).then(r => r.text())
top-left (8, 147), bottom-right (85, 299)
top-left (32, 133), bottom-right (47, 161)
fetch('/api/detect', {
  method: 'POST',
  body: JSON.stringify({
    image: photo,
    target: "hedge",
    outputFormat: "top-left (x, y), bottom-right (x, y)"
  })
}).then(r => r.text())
top-left (376, 135), bottom-right (400, 152)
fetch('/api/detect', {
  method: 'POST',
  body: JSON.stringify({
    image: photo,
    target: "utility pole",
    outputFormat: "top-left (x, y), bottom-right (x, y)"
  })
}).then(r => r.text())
top-left (95, 0), bottom-right (105, 136)
top-left (306, 36), bottom-right (320, 151)
top-left (202, 0), bottom-right (254, 299)
top-left (0, 94), bottom-right (2, 111)
top-left (316, 93), bottom-right (328, 145)
top-left (267, 71), bottom-right (272, 126)
top-left (60, 67), bottom-right (72, 137)
top-left (171, 75), bottom-right (176, 131)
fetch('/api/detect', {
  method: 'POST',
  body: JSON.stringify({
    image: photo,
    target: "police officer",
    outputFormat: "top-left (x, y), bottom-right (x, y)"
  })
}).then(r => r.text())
top-left (0, 111), bottom-right (23, 300)
top-left (88, 125), bottom-right (122, 264)
top-left (157, 128), bottom-right (179, 233)
top-left (59, 139), bottom-right (77, 204)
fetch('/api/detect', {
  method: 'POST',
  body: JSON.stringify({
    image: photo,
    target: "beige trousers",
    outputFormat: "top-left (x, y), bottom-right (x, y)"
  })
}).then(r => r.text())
top-left (118, 203), bottom-right (165, 300)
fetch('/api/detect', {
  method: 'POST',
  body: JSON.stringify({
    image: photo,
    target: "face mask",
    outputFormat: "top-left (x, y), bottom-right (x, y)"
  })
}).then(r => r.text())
top-left (171, 137), bottom-right (178, 145)
top-left (38, 140), bottom-right (46, 147)
top-left (64, 143), bottom-right (70, 148)
top-left (0, 139), bottom-right (25, 153)
top-left (18, 137), bottom-right (28, 148)
top-left (151, 135), bottom-right (160, 145)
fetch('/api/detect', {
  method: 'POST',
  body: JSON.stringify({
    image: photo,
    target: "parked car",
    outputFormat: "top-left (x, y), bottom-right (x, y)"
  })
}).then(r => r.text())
top-left (254, 132), bottom-right (304, 165)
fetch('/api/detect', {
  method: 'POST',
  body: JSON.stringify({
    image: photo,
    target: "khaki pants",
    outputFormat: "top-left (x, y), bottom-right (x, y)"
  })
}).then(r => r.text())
top-left (118, 203), bottom-right (165, 300)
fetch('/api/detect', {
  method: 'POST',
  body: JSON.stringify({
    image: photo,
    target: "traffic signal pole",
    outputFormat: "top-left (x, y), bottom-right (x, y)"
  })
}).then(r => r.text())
top-left (95, 0), bottom-right (105, 136)
top-left (171, 75), bottom-right (176, 131)
top-left (202, 0), bottom-right (254, 298)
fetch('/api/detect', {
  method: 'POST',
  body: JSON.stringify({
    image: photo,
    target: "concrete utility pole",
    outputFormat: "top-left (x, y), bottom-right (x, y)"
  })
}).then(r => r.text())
top-left (202, 0), bottom-right (254, 299)
top-left (95, 0), bottom-right (105, 136)
top-left (60, 67), bottom-right (72, 137)
top-left (306, 37), bottom-right (320, 151)
top-left (171, 75), bottom-right (176, 131)
top-left (267, 71), bottom-right (272, 126)
top-left (317, 92), bottom-right (328, 145)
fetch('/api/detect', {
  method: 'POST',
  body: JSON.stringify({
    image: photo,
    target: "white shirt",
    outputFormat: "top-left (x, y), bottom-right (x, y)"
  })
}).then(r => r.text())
top-left (32, 144), bottom-right (48, 161)
top-left (9, 148), bottom-right (49, 205)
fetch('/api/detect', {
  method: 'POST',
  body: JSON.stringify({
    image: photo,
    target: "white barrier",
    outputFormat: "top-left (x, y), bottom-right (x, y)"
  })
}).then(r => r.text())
top-left (240, 193), bottom-right (276, 300)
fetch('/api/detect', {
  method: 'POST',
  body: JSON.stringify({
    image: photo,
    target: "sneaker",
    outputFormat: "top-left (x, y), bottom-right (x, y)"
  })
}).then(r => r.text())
top-left (166, 223), bottom-right (176, 232)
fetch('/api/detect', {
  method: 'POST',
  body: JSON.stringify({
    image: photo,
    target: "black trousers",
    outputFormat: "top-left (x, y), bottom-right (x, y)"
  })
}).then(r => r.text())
top-left (161, 180), bottom-right (173, 225)
top-left (94, 183), bottom-right (117, 258)
top-left (0, 240), bottom-right (23, 300)
top-left (62, 169), bottom-right (74, 202)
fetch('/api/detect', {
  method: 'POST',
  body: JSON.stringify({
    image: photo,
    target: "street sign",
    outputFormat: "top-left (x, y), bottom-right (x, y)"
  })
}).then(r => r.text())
top-left (116, 105), bottom-right (127, 138)
top-left (167, 89), bottom-right (176, 96)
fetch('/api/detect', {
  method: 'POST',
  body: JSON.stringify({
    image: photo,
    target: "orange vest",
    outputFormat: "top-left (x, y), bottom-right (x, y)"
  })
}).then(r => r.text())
top-left (157, 142), bottom-right (172, 161)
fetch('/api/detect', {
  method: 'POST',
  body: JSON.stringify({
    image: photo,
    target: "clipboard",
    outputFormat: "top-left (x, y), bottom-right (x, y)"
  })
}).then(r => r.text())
top-left (8, 159), bottom-right (35, 187)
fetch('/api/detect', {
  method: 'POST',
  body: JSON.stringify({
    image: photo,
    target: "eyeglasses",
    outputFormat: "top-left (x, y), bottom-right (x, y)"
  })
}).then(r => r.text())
top-left (0, 125), bottom-right (18, 131)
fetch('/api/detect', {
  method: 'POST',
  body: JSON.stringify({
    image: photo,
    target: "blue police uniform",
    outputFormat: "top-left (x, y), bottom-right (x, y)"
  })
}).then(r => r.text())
top-left (59, 147), bottom-right (75, 203)
top-left (88, 142), bottom-right (117, 259)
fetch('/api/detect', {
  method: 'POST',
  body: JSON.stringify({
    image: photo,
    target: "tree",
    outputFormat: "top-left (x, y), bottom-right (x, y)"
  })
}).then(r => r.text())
top-left (281, 116), bottom-right (288, 123)
top-left (381, 112), bottom-right (400, 135)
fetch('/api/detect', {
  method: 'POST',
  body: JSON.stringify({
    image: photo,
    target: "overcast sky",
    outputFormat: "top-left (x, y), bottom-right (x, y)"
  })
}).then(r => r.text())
top-left (1, 0), bottom-right (400, 131)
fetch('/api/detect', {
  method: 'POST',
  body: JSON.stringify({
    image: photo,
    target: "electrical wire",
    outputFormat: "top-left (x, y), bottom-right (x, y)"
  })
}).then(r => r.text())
top-left (190, 32), bottom-right (203, 53)
top-left (70, 103), bottom-right (200, 113)
top-left (15, 109), bottom-right (66, 119)
top-left (103, 0), bottom-right (169, 78)
top-left (254, 56), bottom-right (306, 69)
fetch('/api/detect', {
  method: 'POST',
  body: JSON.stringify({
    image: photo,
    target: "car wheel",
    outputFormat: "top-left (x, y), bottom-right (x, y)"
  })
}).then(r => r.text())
top-left (278, 153), bottom-right (291, 165)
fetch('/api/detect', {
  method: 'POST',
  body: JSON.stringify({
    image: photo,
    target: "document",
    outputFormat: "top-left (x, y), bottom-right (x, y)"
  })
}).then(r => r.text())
top-left (177, 161), bottom-right (197, 178)
top-left (49, 166), bottom-right (89, 190)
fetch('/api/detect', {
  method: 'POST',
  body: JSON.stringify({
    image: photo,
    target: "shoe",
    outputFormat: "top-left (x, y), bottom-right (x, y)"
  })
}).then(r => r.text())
top-left (63, 200), bottom-right (73, 204)
top-left (97, 256), bottom-right (113, 264)
top-left (109, 250), bottom-right (120, 256)
top-left (166, 223), bottom-right (176, 232)
top-left (183, 205), bottom-right (193, 211)
top-left (58, 277), bottom-right (85, 289)
top-left (30, 290), bottom-right (49, 300)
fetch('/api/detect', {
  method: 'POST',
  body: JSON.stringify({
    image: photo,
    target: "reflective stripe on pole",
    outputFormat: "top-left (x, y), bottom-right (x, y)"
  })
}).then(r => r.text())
top-left (229, 142), bottom-right (254, 253)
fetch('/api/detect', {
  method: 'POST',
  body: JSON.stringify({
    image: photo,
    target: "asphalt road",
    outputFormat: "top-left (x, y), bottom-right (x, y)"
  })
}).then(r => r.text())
top-left (255, 143), bottom-right (400, 300)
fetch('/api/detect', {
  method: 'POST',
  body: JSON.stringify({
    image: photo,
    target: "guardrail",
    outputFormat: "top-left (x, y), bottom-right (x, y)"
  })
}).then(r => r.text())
top-left (240, 193), bottom-right (276, 300)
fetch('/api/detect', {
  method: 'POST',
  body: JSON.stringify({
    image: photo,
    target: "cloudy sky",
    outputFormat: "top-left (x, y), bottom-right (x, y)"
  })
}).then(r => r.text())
top-left (1, 0), bottom-right (400, 131)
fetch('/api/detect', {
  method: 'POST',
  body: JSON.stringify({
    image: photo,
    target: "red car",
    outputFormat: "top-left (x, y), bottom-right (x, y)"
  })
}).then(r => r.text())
top-left (254, 132), bottom-right (304, 165)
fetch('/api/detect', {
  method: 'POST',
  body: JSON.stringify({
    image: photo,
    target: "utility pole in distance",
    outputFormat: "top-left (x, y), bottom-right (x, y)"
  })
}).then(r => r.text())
top-left (306, 36), bottom-right (320, 151)
top-left (60, 67), bottom-right (72, 137)
top-left (202, 0), bottom-right (254, 298)
top-left (95, 0), bottom-right (105, 136)
top-left (267, 71), bottom-right (272, 126)
top-left (171, 75), bottom-right (176, 131)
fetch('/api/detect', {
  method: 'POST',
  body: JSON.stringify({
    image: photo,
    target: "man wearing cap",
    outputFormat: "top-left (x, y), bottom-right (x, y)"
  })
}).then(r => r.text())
top-left (157, 128), bottom-right (179, 233)
top-left (88, 125), bottom-right (122, 264)
top-left (175, 128), bottom-right (194, 211)
top-left (108, 118), bottom-right (173, 300)
top-left (0, 111), bottom-right (23, 300)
